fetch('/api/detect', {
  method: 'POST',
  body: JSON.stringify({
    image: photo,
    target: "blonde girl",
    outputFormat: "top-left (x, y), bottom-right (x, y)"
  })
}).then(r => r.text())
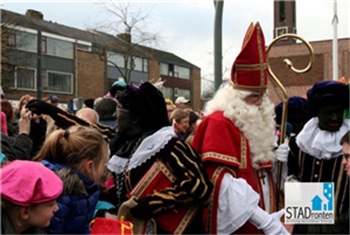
top-left (33, 126), bottom-right (108, 234)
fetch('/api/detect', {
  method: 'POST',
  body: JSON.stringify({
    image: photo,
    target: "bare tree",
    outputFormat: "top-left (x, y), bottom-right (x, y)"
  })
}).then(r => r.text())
top-left (201, 44), bottom-right (231, 101)
top-left (93, 1), bottom-right (160, 84)
top-left (201, 77), bottom-right (215, 101)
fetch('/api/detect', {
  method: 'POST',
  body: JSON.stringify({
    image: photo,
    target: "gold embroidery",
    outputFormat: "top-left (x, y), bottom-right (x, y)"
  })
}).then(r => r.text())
top-left (240, 132), bottom-right (247, 169)
top-left (256, 24), bottom-right (265, 85)
top-left (339, 176), bottom-right (348, 215)
top-left (268, 172), bottom-right (276, 213)
top-left (235, 63), bottom-right (267, 70)
top-left (174, 207), bottom-right (197, 234)
top-left (131, 162), bottom-right (176, 199)
top-left (129, 161), bottom-right (197, 234)
top-left (201, 152), bottom-right (240, 166)
top-left (206, 166), bottom-right (236, 233)
top-left (233, 84), bottom-right (267, 92)
top-left (334, 162), bottom-right (344, 219)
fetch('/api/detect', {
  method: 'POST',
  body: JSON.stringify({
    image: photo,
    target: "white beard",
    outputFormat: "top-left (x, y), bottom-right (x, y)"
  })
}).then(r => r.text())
top-left (204, 84), bottom-right (277, 169)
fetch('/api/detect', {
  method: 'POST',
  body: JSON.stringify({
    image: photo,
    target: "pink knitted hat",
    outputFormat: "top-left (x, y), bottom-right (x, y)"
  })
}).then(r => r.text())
top-left (0, 160), bottom-right (63, 206)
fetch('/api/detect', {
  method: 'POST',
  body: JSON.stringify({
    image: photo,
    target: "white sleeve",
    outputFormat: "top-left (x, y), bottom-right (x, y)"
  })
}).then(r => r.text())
top-left (217, 173), bottom-right (260, 234)
top-left (249, 208), bottom-right (289, 235)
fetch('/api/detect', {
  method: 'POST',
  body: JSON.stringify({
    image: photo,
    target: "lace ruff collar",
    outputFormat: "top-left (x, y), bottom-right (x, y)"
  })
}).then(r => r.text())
top-left (107, 126), bottom-right (176, 174)
top-left (296, 118), bottom-right (350, 160)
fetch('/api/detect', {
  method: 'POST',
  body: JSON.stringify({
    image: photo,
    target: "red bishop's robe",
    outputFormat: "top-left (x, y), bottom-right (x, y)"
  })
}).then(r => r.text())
top-left (192, 111), bottom-right (277, 234)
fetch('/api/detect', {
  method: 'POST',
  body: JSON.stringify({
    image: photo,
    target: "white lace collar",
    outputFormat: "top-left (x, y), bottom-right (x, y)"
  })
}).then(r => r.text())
top-left (296, 118), bottom-right (350, 159)
top-left (107, 126), bottom-right (176, 174)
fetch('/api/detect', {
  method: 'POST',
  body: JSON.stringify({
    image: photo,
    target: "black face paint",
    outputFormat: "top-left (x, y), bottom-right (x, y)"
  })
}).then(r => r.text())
top-left (317, 103), bottom-right (344, 132)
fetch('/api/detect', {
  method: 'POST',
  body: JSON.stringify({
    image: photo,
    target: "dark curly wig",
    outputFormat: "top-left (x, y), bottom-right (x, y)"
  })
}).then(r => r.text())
top-left (117, 82), bottom-right (170, 131)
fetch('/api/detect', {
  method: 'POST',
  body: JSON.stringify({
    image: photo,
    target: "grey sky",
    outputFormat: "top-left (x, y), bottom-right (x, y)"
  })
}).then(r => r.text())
top-left (1, 0), bottom-right (349, 82)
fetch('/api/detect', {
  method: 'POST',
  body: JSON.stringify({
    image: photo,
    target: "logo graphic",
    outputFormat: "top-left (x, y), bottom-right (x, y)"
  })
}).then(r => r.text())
top-left (285, 182), bottom-right (334, 224)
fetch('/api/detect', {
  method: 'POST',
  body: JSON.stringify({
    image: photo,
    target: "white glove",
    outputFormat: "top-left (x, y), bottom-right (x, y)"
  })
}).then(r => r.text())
top-left (275, 138), bottom-right (290, 162)
top-left (250, 207), bottom-right (290, 235)
top-left (117, 196), bottom-right (138, 220)
top-left (286, 175), bottom-right (300, 182)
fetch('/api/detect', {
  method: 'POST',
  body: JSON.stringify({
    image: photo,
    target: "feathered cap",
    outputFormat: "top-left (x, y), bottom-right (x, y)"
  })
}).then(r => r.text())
top-left (117, 82), bottom-right (171, 131)
top-left (231, 22), bottom-right (268, 93)
top-left (275, 96), bottom-right (311, 126)
top-left (307, 80), bottom-right (349, 116)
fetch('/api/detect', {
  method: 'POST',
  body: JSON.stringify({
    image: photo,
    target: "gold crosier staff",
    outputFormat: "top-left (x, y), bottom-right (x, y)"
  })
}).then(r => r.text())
top-left (266, 34), bottom-right (314, 210)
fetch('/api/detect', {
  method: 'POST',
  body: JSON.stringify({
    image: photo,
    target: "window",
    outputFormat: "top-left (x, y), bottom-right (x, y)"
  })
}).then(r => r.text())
top-left (292, 2), bottom-right (296, 23)
top-left (8, 30), bottom-right (16, 47)
top-left (7, 30), bottom-right (73, 59)
top-left (9, 30), bottom-right (37, 53)
top-left (46, 38), bottom-right (73, 59)
top-left (175, 65), bottom-right (190, 79)
top-left (143, 59), bottom-right (148, 72)
top-left (17, 68), bottom-right (35, 89)
top-left (276, 27), bottom-right (288, 38)
top-left (133, 57), bottom-right (148, 72)
top-left (279, 1), bottom-right (286, 22)
top-left (160, 63), bottom-right (168, 76)
top-left (159, 86), bottom-right (174, 100)
top-left (107, 52), bottom-right (126, 68)
top-left (9, 67), bottom-right (36, 90)
top-left (176, 89), bottom-right (190, 100)
top-left (168, 64), bottom-right (174, 76)
top-left (41, 36), bottom-right (47, 54)
top-left (77, 43), bottom-right (91, 52)
top-left (44, 70), bottom-right (72, 93)
top-left (160, 63), bottom-right (190, 79)
top-left (133, 57), bottom-right (142, 71)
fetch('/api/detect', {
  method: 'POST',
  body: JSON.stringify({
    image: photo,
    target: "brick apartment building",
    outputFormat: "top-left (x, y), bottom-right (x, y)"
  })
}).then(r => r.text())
top-left (1, 9), bottom-right (201, 111)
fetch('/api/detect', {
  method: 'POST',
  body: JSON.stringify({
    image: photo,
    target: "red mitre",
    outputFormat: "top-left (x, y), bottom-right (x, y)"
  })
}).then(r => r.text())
top-left (231, 22), bottom-right (268, 93)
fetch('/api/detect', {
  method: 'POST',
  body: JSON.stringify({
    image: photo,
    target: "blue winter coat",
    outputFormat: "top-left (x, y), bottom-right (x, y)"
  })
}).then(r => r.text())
top-left (42, 160), bottom-right (100, 234)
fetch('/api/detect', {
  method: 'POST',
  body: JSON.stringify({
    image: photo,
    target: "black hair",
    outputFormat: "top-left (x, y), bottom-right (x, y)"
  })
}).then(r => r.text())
top-left (84, 98), bottom-right (95, 109)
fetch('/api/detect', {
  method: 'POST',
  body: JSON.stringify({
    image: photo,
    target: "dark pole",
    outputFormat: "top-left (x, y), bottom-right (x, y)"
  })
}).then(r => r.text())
top-left (214, 0), bottom-right (224, 91)
top-left (36, 30), bottom-right (42, 99)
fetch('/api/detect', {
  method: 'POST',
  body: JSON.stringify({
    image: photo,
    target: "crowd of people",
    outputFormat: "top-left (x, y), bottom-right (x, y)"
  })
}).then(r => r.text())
top-left (1, 22), bottom-right (349, 234)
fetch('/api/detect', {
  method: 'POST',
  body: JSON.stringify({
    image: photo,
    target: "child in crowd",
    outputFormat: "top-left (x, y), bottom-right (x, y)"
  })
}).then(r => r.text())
top-left (1, 100), bottom-right (16, 137)
top-left (33, 126), bottom-right (109, 234)
top-left (0, 160), bottom-right (63, 234)
top-left (14, 95), bottom-right (32, 122)
top-left (169, 108), bottom-right (190, 141)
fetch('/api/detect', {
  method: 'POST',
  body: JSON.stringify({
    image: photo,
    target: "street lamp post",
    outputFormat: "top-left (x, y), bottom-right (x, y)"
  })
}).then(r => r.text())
top-left (36, 30), bottom-right (42, 99)
top-left (332, 0), bottom-right (338, 81)
top-left (214, 0), bottom-right (224, 91)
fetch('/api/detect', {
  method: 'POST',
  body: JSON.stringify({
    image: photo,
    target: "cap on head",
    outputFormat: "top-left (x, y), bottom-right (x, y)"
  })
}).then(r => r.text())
top-left (110, 79), bottom-right (127, 98)
top-left (117, 82), bottom-right (170, 130)
top-left (231, 22), bottom-right (268, 93)
top-left (275, 96), bottom-right (311, 125)
top-left (307, 80), bottom-right (349, 116)
top-left (49, 95), bottom-right (59, 103)
top-left (0, 160), bottom-right (63, 206)
top-left (83, 98), bottom-right (95, 109)
top-left (175, 96), bottom-right (190, 105)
